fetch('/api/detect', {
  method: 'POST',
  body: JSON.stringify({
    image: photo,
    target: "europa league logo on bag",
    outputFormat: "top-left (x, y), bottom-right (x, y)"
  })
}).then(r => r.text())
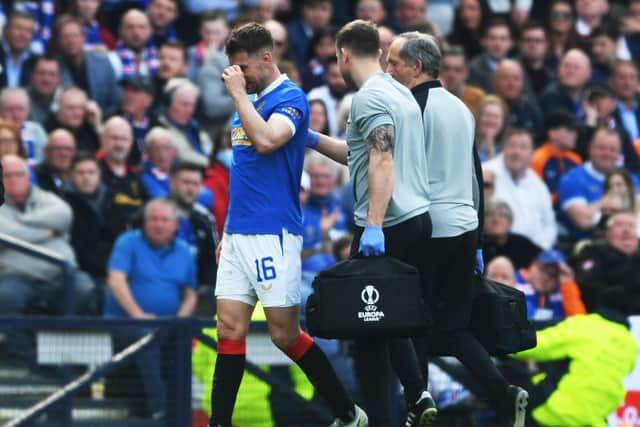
top-left (361, 285), bottom-right (380, 306)
top-left (358, 284), bottom-right (384, 322)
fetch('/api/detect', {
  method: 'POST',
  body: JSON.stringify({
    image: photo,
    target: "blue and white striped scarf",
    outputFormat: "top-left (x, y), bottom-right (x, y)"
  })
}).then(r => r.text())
top-left (116, 40), bottom-right (159, 78)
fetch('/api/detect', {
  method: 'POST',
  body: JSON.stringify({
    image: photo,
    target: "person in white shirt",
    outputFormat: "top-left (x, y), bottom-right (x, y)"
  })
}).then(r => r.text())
top-left (486, 127), bottom-right (557, 249)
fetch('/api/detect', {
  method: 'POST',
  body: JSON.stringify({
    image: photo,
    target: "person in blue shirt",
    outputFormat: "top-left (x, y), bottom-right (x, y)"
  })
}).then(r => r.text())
top-left (210, 22), bottom-right (366, 427)
top-left (105, 198), bottom-right (198, 418)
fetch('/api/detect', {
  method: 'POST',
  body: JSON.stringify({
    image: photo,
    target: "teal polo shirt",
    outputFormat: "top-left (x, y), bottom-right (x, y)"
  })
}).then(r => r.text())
top-left (104, 230), bottom-right (197, 318)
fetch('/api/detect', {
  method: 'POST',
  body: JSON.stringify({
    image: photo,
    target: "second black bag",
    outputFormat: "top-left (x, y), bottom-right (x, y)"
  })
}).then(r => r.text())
top-left (470, 276), bottom-right (537, 356)
top-left (306, 256), bottom-right (430, 339)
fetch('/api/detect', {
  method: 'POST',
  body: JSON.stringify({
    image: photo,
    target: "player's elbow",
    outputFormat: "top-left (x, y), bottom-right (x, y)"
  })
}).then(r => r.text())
top-left (254, 140), bottom-right (276, 155)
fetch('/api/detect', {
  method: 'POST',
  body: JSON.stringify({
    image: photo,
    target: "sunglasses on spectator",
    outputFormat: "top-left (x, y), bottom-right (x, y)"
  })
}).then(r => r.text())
top-left (551, 11), bottom-right (573, 20)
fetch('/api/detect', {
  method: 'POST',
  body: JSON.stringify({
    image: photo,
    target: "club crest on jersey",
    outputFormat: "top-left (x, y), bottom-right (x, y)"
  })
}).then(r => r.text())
top-left (231, 126), bottom-right (251, 146)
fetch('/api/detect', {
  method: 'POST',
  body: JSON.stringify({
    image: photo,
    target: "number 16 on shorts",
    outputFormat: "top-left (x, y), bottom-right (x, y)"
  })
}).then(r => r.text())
top-left (255, 256), bottom-right (277, 282)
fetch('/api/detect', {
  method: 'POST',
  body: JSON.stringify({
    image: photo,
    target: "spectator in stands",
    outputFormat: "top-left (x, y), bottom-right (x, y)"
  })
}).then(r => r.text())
top-left (309, 99), bottom-right (329, 134)
top-left (264, 19), bottom-right (289, 64)
top-left (140, 126), bottom-right (176, 197)
top-left (355, 0), bottom-right (388, 25)
top-left (108, 9), bottom-right (157, 79)
top-left (574, 210), bottom-right (640, 311)
top-left (196, 51), bottom-right (234, 142)
top-left (34, 129), bottom-right (75, 195)
top-left (69, 0), bottom-right (116, 51)
top-left (439, 44), bottom-right (485, 114)
top-left (377, 25), bottom-right (395, 70)
top-left (56, 14), bottom-right (121, 116)
top-left (169, 162), bottom-right (218, 290)
top-left (609, 60), bottom-right (640, 171)
top-left (601, 169), bottom-right (639, 232)
top-left (302, 27), bottom-right (336, 92)
top-left (475, 95), bottom-right (508, 161)
top-left (98, 116), bottom-right (148, 233)
top-left (483, 198), bottom-right (543, 270)
top-left (105, 198), bottom-right (197, 418)
top-left (546, 0), bottom-right (579, 70)
top-left (393, 0), bottom-right (427, 32)
top-left (156, 78), bottom-right (212, 167)
top-left (513, 285), bottom-right (637, 427)
top-left (0, 11), bottom-right (38, 88)
top-left (539, 49), bottom-right (592, 122)
top-left (45, 86), bottom-right (101, 154)
top-left (447, 0), bottom-right (486, 60)
top-left (63, 152), bottom-right (117, 291)
top-left (307, 58), bottom-right (348, 137)
top-left (0, 155), bottom-right (96, 360)
top-left (468, 18), bottom-right (513, 93)
top-left (482, 165), bottom-right (496, 200)
top-left (0, 87), bottom-right (47, 166)
top-left (203, 129), bottom-right (231, 238)
top-left (286, 0), bottom-right (333, 72)
top-left (583, 83), bottom-right (618, 137)
top-left (517, 20), bottom-right (553, 100)
top-left (27, 55), bottom-right (62, 124)
top-left (486, 128), bottom-right (557, 249)
top-left (618, 0), bottom-right (640, 64)
top-left (491, 59), bottom-right (542, 135)
top-left (531, 110), bottom-right (583, 205)
top-left (187, 11), bottom-right (229, 81)
top-left (558, 127), bottom-right (623, 241)
top-left (147, 0), bottom-right (179, 46)
top-left (515, 250), bottom-right (586, 322)
top-left (574, 0), bottom-right (611, 38)
top-left (589, 25), bottom-right (619, 84)
top-left (301, 152), bottom-right (348, 263)
top-left (0, 118), bottom-right (27, 162)
top-left (116, 76), bottom-right (155, 167)
top-left (485, 255), bottom-right (517, 286)
top-left (154, 41), bottom-right (188, 100)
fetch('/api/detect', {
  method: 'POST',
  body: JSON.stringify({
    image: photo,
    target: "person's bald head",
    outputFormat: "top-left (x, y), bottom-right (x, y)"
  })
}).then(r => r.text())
top-left (264, 19), bottom-right (287, 61)
top-left (100, 116), bottom-right (133, 164)
top-left (486, 256), bottom-right (516, 287)
top-left (492, 59), bottom-right (524, 102)
top-left (120, 9), bottom-right (152, 51)
top-left (45, 128), bottom-right (76, 171)
top-left (2, 154), bottom-right (31, 203)
top-left (558, 48), bottom-right (591, 90)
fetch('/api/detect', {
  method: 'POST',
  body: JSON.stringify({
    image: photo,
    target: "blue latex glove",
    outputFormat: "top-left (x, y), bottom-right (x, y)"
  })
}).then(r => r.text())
top-left (359, 225), bottom-right (385, 256)
top-left (475, 249), bottom-right (484, 275)
top-left (307, 129), bottom-right (320, 149)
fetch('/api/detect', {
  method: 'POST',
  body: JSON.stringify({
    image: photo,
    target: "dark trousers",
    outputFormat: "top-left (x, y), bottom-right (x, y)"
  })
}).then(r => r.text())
top-left (425, 230), bottom-right (510, 407)
top-left (350, 212), bottom-right (433, 427)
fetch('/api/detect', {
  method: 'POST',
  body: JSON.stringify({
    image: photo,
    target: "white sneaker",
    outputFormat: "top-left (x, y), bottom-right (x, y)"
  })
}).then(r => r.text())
top-left (330, 404), bottom-right (368, 427)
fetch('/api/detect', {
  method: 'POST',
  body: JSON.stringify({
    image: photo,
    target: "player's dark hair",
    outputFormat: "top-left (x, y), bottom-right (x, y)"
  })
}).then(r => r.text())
top-left (226, 22), bottom-right (273, 56)
top-left (336, 19), bottom-right (380, 58)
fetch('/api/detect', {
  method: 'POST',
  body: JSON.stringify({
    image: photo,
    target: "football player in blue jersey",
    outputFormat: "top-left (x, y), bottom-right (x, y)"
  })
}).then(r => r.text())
top-left (208, 22), bottom-right (367, 427)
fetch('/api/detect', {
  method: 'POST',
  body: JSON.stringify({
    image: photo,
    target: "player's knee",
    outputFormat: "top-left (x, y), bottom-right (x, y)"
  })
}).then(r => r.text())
top-left (270, 326), bottom-right (298, 350)
top-left (216, 315), bottom-right (249, 341)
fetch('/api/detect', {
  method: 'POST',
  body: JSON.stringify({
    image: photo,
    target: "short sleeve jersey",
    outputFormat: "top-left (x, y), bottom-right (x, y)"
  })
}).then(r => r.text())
top-left (346, 73), bottom-right (430, 227)
top-left (226, 75), bottom-right (308, 236)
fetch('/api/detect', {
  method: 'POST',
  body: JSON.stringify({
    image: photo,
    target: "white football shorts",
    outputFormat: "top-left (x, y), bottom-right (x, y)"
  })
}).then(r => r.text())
top-left (215, 228), bottom-right (303, 307)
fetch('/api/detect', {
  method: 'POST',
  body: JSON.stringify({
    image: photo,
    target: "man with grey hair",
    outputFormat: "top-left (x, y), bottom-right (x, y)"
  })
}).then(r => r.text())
top-left (105, 197), bottom-right (197, 418)
top-left (386, 31), bottom-right (529, 426)
top-left (157, 78), bottom-right (213, 167)
top-left (99, 116), bottom-right (148, 234)
top-left (0, 86), bottom-right (48, 165)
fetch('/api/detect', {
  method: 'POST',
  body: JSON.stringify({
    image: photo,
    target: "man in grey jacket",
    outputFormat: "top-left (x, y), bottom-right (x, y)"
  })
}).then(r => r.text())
top-left (0, 155), bottom-right (95, 361)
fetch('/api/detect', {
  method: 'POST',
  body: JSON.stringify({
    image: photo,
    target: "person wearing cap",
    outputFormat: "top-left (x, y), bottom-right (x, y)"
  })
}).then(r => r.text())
top-left (116, 76), bottom-right (155, 167)
top-left (515, 249), bottom-right (586, 323)
top-left (530, 110), bottom-right (583, 206)
top-left (56, 14), bottom-right (121, 116)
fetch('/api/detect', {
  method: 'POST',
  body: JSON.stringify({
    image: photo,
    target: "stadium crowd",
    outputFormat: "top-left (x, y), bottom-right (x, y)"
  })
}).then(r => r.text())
top-left (1, 0), bottom-right (640, 425)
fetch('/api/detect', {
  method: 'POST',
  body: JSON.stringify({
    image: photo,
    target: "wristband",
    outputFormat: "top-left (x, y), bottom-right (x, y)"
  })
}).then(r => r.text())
top-left (307, 129), bottom-right (320, 149)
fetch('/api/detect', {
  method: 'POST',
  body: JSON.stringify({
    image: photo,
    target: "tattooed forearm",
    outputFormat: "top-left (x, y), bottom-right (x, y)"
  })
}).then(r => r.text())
top-left (365, 124), bottom-right (395, 155)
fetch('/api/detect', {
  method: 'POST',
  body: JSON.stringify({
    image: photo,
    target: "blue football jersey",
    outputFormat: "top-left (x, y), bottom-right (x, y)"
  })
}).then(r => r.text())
top-left (226, 76), bottom-right (308, 236)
